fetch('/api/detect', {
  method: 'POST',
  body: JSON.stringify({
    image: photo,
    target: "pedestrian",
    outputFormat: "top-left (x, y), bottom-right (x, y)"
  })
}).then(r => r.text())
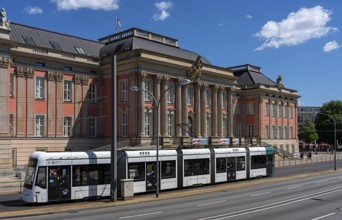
top-left (300, 152), bottom-right (303, 160)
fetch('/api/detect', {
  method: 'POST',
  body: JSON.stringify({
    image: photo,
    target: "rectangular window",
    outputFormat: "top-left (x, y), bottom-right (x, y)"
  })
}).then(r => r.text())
top-left (72, 164), bottom-right (110, 186)
top-left (22, 35), bottom-right (36, 45)
top-left (272, 104), bottom-right (276, 117)
top-left (161, 161), bottom-right (176, 179)
top-left (184, 159), bottom-right (210, 176)
top-left (284, 126), bottom-right (288, 139)
top-left (272, 126), bottom-right (275, 138)
top-left (187, 87), bottom-right (193, 106)
top-left (144, 111), bottom-right (151, 136)
top-left (88, 84), bottom-right (97, 103)
top-left (36, 62), bottom-right (45, 67)
top-left (247, 101), bottom-right (254, 115)
top-left (284, 106), bottom-right (287, 118)
top-left (35, 115), bottom-right (45, 137)
top-left (120, 111), bottom-right (128, 137)
top-left (234, 124), bottom-right (241, 138)
top-left (64, 66), bottom-right (73, 71)
top-left (9, 113), bottom-right (14, 137)
top-left (74, 46), bottom-right (86, 54)
top-left (279, 105), bottom-right (283, 117)
top-left (206, 115), bottom-right (211, 137)
top-left (143, 79), bottom-right (153, 102)
top-left (289, 106), bottom-right (293, 118)
top-left (222, 92), bottom-right (227, 109)
top-left (216, 158), bottom-right (226, 173)
top-left (35, 77), bottom-right (45, 99)
top-left (49, 41), bottom-right (62, 50)
top-left (120, 79), bottom-right (128, 102)
top-left (9, 73), bottom-right (14, 98)
top-left (235, 101), bottom-right (240, 115)
top-left (63, 116), bottom-right (72, 137)
top-left (205, 89), bottom-right (211, 107)
top-left (237, 156), bottom-right (246, 171)
top-left (247, 125), bottom-right (253, 138)
top-left (278, 126), bottom-right (282, 139)
top-left (251, 156), bottom-right (266, 169)
top-left (290, 126), bottom-right (293, 139)
top-left (64, 80), bottom-right (72, 102)
top-left (166, 83), bottom-right (174, 104)
top-left (265, 103), bottom-right (269, 116)
top-left (167, 112), bottom-right (174, 136)
top-left (88, 118), bottom-right (96, 137)
top-left (127, 163), bottom-right (145, 181)
top-left (265, 125), bottom-right (269, 139)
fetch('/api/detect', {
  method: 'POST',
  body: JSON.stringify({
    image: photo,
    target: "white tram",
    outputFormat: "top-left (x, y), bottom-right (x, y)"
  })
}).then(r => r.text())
top-left (21, 146), bottom-right (274, 203)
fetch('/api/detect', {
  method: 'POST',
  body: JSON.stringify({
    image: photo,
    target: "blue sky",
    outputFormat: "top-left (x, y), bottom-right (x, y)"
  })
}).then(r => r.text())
top-left (2, 0), bottom-right (341, 106)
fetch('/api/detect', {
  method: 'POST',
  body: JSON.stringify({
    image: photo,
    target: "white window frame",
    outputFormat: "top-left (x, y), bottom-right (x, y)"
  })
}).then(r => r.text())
top-left (35, 114), bottom-right (45, 137)
top-left (9, 73), bottom-right (14, 98)
top-left (222, 92), bottom-right (227, 109)
top-left (166, 82), bottom-right (174, 104)
top-left (206, 114), bottom-right (211, 137)
top-left (167, 111), bottom-right (174, 136)
top-left (265, 125), bottom-right (269, 139)
top-left (234, 124), bottom-right (241, 138)
top-left (278, 126), bottom-right (282, 139)
top-left (120, 110), bottom-right (128, 137)
top-left (265, 103), bottom-right (269, 116)
top-left (290, 126), bottom-right (293, 139)
top-left (64, 80), bottom-right (72, 102)
top-left (205, 89), bottom-right (211, 107)
top-left (63, 116), bottom-right (72, 137)
top-left (120, 79), bottom-right (128, 102)
top-left (247, 101), bottom-right (254, 115)
top-left (271, 126), bottom-right (275, 138)
top-left (144, 110), bottom-right (152, 136)
top-left (187, 86), bottom-right (193, 106)
top-left (35, 76), bottom-right (45, 99)
top-left (89, 84), bottom-right (97, 103)
top-left (88, 118), bottom-right (97, 137)
top-left (144, 79), bottom-right (153, 102)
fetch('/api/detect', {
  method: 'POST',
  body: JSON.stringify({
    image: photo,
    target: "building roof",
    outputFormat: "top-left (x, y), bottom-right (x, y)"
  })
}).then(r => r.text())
top-left (9, 22), bottom-right (103, 58)
top-left (228, 64), bottom-right (275, 86)
top-left (99, 28), bottom-right (211, 64)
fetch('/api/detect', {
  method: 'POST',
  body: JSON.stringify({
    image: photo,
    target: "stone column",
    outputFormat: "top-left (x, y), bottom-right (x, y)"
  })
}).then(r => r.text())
top-left (74, 75), bottom-right (82, 136)
top-left (217, 87), bottom-right (223, 137)
top-left (182, 84), bottom-right (188, 136)
top-left (154, 75), bottom-right (162, 137)
top-left (15, 68), bottom-right (25, 137)
top-left (228, 88), bottom-right (234, 138)
top-left (138, 73), bottom-right (145, 137)
top-left (81, 76), bottom-right (89, 136)
top-left (47, 71), bottom-right (56, 137)
top-left (212, 85), bottom-right (218, 137)
top-left (161, 76), bottom-right (169, 136)
top-left (0, 57), bottom-right (11, 137)
top-left (195, 82), bottom-right (201, 137)
top-left (25, 68), bottom-right (34, 137)
top-left (200, 83), bottom-right (207, 137)
top-left (56, 73), bottom-right (63, 137)
top-left (175, 78), bottom-right (182, 137)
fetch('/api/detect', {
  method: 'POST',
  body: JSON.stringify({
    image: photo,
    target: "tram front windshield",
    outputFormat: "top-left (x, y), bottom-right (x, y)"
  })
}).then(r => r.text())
top-left (24, 158), bottom-right (37, 189)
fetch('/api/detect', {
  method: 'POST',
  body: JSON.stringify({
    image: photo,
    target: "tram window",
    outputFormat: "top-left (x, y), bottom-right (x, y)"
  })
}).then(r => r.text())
top-left (128, 162), bottom-right (145, 181)
top-left (72, 164), bottom-right (110, 186)
top-left (251, 155), bottom-right (266, 169)
top-left (24, 158), bottom-right (37, 189)
top-left (216, 158), bottom-right (226, 173)
top-left (184, 159), bottom-right (210, 176)
top-left (161, 161), bottom-right (176, 179)
top-left (237, 157), bottom-right (246, 171)
top-left (35, 166), bottom-right (46, 189)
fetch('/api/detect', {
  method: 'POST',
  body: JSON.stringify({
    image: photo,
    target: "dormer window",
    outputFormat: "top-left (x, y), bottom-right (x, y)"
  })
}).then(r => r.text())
top-left (49, 41), bottom-right (62, 51)
top-left (74, 46), bottom-right (85, 54)
top-left (22, 36), bottom-right (36, 45)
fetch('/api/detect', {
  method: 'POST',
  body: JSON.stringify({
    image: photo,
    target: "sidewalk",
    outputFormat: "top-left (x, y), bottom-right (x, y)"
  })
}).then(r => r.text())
top-left (0, 176), bottom-right (22, 195)
top-left (275, 152), bottom-right (342, 168)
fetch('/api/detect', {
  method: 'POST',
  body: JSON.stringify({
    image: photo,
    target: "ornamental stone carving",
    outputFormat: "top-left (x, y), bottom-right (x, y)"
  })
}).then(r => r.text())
top-left (15, 67), bottom-right (26, 78)
top-left (74, 75), bottom-right (82, 84)
top-left (0, 8), bottom-right (10, 30)
top-left (55, 72), bottom-right (63, 82)
top-left (47, 71), bottom-right (56, 81)
top-left (26, 68), bottom-right (34, 78)
top-left (81, 76), bottom-right (88, 85)
top-left (0, 56), bottom-right (12, 67)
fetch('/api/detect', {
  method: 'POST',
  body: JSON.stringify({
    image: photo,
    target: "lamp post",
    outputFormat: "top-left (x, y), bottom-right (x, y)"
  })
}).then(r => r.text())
top-left (317, 112), bottom-right (337, 170)
top-left (130, 78), bottom-right (190, 198)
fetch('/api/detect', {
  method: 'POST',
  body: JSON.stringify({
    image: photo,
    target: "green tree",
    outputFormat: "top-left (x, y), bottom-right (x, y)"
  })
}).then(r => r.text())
top-left (298, 117), bottom-right (319, 143)
top-left (315, 100), bottom-right (342, 145)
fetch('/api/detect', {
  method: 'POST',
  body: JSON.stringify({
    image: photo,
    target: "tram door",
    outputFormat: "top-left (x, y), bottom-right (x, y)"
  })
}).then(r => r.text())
top-left (227, 157), bottom-right (236, 180)
top-left (266, 155), bottom-right (274, 176)
top-left (146, 162), bottom-right (157, 192)
top-left (48, 166), bottom-right (71, 201)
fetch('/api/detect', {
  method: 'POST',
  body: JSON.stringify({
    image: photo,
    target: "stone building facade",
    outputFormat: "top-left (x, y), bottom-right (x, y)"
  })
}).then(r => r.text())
top-left (0, 9), bottom-right (299, 175)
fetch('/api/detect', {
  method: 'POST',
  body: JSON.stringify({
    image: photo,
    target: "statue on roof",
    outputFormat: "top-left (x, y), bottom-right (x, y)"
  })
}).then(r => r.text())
top-left (187, 56), bottom-right (203, 82)
top-left (276, 74), bottom-right (284, 89)
top-left (0, 8), bottom-right (10, 30)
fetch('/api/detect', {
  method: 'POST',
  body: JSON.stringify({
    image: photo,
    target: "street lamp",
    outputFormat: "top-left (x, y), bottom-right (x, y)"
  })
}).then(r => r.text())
top-left (317, 112), bottom-right (337, 171)
top-left (130, 78), bottom-right (191, 198)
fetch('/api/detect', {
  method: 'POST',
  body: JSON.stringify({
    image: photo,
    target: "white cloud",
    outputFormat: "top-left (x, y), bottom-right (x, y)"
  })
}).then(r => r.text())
top-left (51, 0), bottom-right (119, 11)
top-left (246, 14), bottom-right (253, 19)
top-left (323, 40), bottom-right (341, 52)
top-left (254, 6), bottom-right (338, 51)
top-left (153, 1), bottom-right (173, 21)
top-left (24, 6), bottom-right (43, 15)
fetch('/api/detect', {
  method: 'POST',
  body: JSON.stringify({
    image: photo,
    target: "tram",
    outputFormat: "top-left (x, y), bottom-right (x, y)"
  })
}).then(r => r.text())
top-left (21, 146), bottom-right (274, 203)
